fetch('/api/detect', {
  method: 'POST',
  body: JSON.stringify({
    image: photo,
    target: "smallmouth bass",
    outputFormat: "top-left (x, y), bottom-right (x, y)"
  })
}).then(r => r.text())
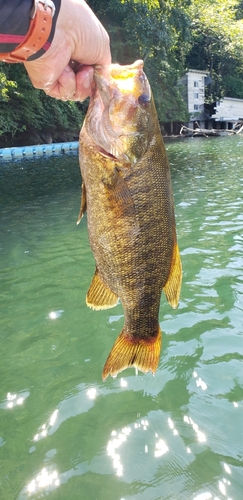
top-left (78, 60), bottom-right (182, 380)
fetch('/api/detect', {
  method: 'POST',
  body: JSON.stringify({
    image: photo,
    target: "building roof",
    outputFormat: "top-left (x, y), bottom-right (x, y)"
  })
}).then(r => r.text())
top-left (221, 96), bottom-right (243, 103)
top-left (185, 69), bottom-right (209, 75)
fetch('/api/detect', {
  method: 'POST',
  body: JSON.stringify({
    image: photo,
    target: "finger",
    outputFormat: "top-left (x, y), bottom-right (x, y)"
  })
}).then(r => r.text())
top-left (57, 64), bottom-right (77, 99)
top-left (43, 65), bottom-right (76, 100)
top-left (45, 65), bottom-right (94, 101)
top-left (74, 66), bottom-right (94, 100)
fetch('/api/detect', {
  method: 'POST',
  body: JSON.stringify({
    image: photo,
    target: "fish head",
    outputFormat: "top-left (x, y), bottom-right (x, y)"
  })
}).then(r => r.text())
top-left (85, 60), bottom-right (155, 165)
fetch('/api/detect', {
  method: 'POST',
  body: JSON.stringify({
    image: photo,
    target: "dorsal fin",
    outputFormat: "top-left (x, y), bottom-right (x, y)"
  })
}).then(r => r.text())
top-left (86, 268), bottom-right (119, 310)
top-left (163, 241), bottom-right (182, 309)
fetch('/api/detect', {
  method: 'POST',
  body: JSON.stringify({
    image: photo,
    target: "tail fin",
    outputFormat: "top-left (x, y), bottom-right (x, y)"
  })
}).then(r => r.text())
top-left (102, 327), bottom-right (162, 381)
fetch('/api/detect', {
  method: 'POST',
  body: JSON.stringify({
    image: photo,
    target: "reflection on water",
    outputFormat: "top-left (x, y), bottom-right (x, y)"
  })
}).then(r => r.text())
top-left (27, 468), bottom-right (60, 495)
top-left (0, 138), bottom-right (243, 499)
top-left (0, 391), bottom-right (29, 410)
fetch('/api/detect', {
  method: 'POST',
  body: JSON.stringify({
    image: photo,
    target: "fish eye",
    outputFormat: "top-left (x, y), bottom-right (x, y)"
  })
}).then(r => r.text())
top-left (138, 93), bottom-right (151, 108)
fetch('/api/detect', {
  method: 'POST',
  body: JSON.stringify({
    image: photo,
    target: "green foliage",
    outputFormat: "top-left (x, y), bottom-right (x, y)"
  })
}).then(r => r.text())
top-left (0, 62), bottom-right (85, 147)
top-left (0, 69), bottom-right (17, 102)
top-left (223, 74), bottom-right (243, 99)
top-left (186, 0), bottom-right (243, 100)
top-left (88, 0), bottom-right (191, 122)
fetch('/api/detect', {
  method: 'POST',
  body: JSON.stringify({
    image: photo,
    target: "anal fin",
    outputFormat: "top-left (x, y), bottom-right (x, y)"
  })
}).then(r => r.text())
top-left (86, 268), bottom-right (119, 310)
top-left (102, 327), bottom-right (161, 381)
top-left (163, 242), bottom-right (182, 309)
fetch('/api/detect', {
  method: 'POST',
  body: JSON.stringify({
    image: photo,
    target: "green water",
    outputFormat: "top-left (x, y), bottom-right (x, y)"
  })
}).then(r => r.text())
top-left (0, 136), bottom-right (243, 500)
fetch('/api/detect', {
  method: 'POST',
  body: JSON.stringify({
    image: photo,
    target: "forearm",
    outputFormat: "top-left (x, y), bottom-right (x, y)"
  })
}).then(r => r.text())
top-left (0, 0), bottom-right (61, 60)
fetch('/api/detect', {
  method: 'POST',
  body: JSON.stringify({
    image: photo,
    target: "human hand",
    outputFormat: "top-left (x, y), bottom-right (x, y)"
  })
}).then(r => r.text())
top-left (24, 0), bottom-right (111, 101)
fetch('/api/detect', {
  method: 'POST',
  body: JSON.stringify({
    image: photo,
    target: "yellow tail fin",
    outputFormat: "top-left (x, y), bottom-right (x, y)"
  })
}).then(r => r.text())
top-left (102, 327), bottom-right (162, 381)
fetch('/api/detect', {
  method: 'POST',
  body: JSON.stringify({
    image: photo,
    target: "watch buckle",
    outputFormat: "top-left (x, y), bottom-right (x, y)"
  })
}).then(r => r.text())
top-left (31, 0), bottom-right (56, 19)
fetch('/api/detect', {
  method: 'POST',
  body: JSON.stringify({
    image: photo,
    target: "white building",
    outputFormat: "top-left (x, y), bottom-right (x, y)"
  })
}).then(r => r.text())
top-left (212, 97), bottom-right (243, 125)
top-left (179, 69), bottom-right (243, 130)
top-left (178, 69), bottom-right (209, 124)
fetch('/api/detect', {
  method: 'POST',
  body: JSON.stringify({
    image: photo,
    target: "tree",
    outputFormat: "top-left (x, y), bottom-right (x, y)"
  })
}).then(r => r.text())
top-left (0, 63), bottom-right (85, 147)
top-left (88, 0), bottom-right (190, 122)
top-left (186, 0), bottom-right (243, 100)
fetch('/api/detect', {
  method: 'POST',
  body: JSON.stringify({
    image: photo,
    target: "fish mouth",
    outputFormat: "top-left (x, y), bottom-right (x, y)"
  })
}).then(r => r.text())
top-left (95, 60), bottom-right (144, 80)
top-left (94, 60), bottom-right (145, 99)
top-left (110, 59), bottom-right (144, 79)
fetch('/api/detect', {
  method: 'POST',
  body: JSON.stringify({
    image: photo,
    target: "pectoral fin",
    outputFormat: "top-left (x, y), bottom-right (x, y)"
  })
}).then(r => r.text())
top-left (86, 268), bottom-right (119, 310)
top-left (163, 241), bottom-right (182, 309)
top-left (77, 182), bottom-right (87, 225)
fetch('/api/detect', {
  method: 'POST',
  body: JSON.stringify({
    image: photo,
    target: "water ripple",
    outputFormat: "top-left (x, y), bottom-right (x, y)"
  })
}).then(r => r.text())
top-left (1, 139), bottom-right (243, 499)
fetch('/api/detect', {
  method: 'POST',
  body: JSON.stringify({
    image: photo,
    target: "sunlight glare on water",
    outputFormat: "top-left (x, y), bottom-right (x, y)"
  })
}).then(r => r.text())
top-left (0, 136), bottom-right (243, 500)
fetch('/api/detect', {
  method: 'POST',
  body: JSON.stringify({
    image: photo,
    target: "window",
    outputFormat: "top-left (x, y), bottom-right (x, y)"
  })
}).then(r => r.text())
top-left (194, 104), bottom-right (199, 110)
top-left (194, 92), bottom-right (199, 99)
top-left (194, 81), bottom-right (199, 88)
